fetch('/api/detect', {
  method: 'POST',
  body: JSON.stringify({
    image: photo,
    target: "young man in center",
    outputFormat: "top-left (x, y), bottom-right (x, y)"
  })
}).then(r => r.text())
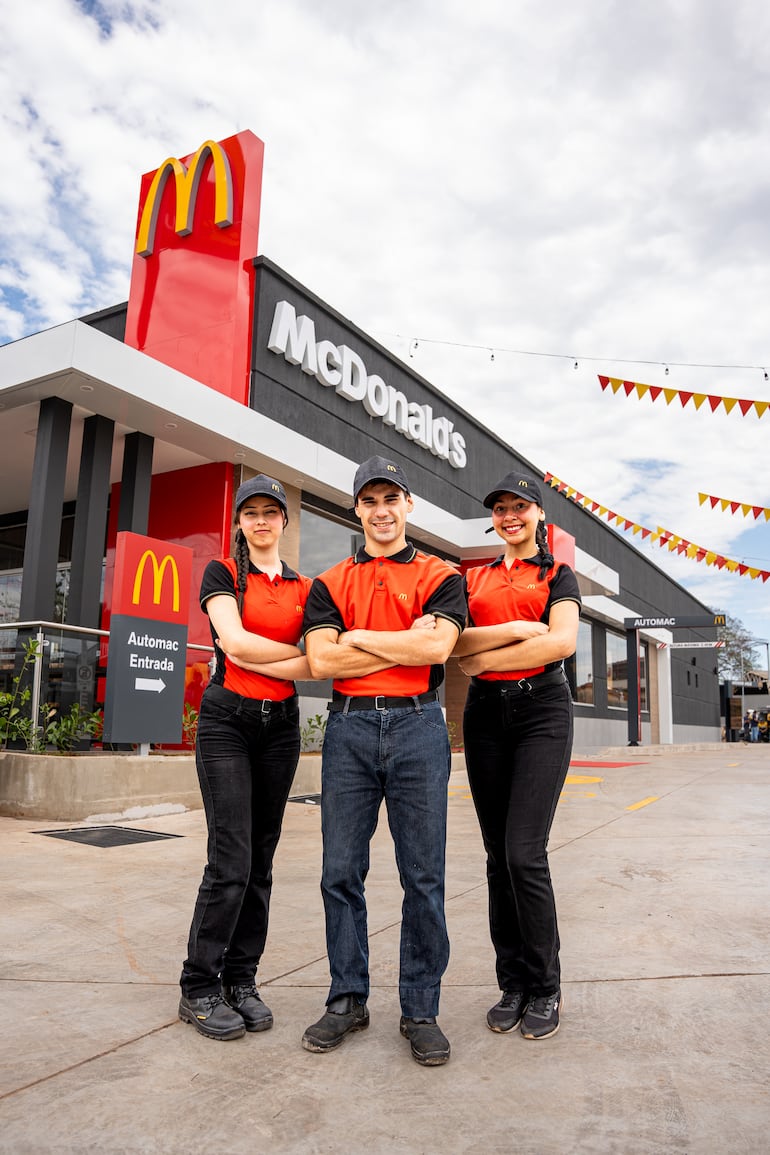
top-left (300, 456), bottom-right (466, 1066)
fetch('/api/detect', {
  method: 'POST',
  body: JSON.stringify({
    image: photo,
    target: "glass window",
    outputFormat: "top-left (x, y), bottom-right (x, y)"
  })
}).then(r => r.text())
top-left (299, 507), bottom-right (362, 578)
top-left (606, 631), bottom-right (627, 708)
top-left (574, 619), bottom-right (594, 704)
top-left (607, 631), bottom-right (648, 711)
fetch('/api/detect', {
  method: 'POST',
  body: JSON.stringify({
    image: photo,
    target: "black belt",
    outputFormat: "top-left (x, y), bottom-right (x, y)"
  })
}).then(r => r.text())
top-left (205, 684), bottom-right (297, 715)
top-left (328, 690), bottom-right (440, 712)
top-left (471, 669), bottom-right (566, 695)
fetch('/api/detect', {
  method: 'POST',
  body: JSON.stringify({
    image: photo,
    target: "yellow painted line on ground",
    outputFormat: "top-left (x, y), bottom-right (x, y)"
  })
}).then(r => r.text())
top-left (626, 796), bottom-right (659, 811)
top-left (565, 774), bottom-right (604, 785)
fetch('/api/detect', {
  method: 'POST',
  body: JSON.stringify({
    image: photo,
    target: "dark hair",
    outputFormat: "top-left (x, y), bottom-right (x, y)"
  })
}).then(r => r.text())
top-left (535, 520), bottom-right (554, 581)
top-left (233, 527), bottom-right (250, 616)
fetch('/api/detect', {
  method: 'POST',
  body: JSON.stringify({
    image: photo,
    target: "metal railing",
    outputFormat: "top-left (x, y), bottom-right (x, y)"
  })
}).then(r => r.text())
top-left (0, 620), bottom-right (213, 746)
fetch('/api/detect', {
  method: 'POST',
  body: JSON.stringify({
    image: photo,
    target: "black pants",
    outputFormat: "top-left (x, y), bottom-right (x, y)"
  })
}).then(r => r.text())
top-left (180, 684), bottom-right (300, 998)
top-left (463, 677), bottom-right (573, 997)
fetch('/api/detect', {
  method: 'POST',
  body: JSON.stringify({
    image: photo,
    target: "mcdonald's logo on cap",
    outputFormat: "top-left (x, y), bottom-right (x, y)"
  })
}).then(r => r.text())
top-left (132, 550), bottom-right (180, 613)
top-left (136, 139), bottom-right (233, 258)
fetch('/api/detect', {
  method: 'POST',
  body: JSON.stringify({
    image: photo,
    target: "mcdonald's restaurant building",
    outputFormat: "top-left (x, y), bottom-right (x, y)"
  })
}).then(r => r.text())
top-left (0, 130), bottom-right (722, 754)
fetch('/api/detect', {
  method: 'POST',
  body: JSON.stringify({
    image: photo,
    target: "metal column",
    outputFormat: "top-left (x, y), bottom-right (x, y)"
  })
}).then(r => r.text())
top-left (66, 414), bottom-right (115, 628)
top-left (19, 397), bottom-right (72, 620)
top-left (117, 431), bottom-right (154, 534)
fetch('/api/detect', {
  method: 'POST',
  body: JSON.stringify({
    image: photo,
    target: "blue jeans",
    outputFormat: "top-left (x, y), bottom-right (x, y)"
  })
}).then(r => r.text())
top-left (463, 677), bottom-right (573, 997)
top-left (320, 700), bottom-right (451, 1019)
top-left (181, 684), bottom-right (300, 998)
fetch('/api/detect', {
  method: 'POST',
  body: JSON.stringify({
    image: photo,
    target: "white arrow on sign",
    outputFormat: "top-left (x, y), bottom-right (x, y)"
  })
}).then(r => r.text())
top-left (135, 677), bottom-right (166, 693)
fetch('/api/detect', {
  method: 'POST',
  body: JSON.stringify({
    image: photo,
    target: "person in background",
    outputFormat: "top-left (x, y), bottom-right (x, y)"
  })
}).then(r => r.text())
top-left (300, 456), bottom-right (465, 1066)
top-left (750, 711), bottom-right (759, 743)
top-left (179, 475), bottom-right (313, 1040)
top-left (454, 471), bottom-right (581, 1041)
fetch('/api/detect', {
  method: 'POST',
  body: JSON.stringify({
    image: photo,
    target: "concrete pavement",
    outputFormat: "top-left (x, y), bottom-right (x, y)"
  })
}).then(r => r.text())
top-left (1, 743), bottom-right (768, 1154)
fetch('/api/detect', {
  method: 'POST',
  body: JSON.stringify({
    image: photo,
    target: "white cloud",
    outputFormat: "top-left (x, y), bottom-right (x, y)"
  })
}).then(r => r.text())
top-left (1, 0), bottom-right (768, 640)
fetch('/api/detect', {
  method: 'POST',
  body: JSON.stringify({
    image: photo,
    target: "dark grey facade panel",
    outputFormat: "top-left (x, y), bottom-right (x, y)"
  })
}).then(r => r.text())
top-left (252, 258), bottom-right (541, 518)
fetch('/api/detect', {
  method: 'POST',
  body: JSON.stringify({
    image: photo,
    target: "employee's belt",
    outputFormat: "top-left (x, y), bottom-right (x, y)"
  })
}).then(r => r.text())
top-left (205, 684), bottom-right (297, 715)
top-left (328, 689), bottom-right (440, 713)
top-left (472, 668), bottom-right (567, 695)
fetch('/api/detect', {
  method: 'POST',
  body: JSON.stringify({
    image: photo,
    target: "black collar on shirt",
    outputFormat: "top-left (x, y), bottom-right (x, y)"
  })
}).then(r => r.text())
top-left (247, 560), bottom-right (302, 580)
top-left (354, 544), bottom-right (417, 565)
top-left (488, 554), bottom-right (540, 569)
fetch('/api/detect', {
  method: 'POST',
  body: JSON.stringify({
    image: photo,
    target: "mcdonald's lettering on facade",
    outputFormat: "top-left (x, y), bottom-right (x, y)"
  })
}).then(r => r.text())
top-left (112, 532), bottom-right (193, 625)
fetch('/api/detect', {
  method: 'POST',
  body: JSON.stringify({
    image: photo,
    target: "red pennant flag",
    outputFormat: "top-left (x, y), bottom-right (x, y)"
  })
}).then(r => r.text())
top-left (738, 398), bottom-right (753, 416)
top-left (598, 375), bottom-right (610, 390)
top-left (623, 380), bottom-right (635, 396)
top-left (649, 386), bottom-right (663, 401)
top-left (678, 391), bottom-right (693, 407)
top-left (707, 396), bottom-right (722, 412)
top-left (753, 506), bottom-right (764, 519)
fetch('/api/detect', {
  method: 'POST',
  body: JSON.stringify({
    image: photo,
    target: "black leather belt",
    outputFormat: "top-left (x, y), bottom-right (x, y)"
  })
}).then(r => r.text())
top-left (328, 690), bottom-right (440, 712)
top-left (472, 669), bottom-right (566, 695)
top-left (205, 684), bottom-right (297, 715)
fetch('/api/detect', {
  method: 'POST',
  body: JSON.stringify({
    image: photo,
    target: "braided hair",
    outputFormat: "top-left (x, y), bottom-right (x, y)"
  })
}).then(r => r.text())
top-left (233, 527), bottom-right (250, 616)
top-left (535, 518), bottom-right (554, 581)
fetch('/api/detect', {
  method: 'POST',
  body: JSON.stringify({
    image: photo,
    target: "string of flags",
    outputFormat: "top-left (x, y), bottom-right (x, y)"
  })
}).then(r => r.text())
top-left (543, 473), bottom-right (770, 583)
top-left (598, 375), bottom-right (770, 418)
top-left (698, 493), bottom-right (770, 521)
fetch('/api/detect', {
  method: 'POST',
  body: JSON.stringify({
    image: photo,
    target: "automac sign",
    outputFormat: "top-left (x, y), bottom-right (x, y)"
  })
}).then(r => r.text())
top-left (268, 300), bottom-right (467, 469)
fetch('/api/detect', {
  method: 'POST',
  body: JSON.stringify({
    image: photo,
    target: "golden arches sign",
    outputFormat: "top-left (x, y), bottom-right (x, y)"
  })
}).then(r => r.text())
top-left (136, 139), bottom-right (233, 257)
top-left (131, 550), bottom-right (181, 614)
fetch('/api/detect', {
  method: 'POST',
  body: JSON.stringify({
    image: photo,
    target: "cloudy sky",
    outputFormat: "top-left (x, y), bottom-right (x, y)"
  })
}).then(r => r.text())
top-left (2, 0), bottom-right (769, 656)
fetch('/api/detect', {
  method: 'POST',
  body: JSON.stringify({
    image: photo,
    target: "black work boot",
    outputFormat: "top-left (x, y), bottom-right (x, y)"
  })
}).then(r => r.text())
top-left (178, 992), bottom-right (246, 1040)
top-left (223, 983), bottom-right (274, 1032)
top-left (399, 1017), bottom-right (450, 1066)
top-left (301, 995), bottom-right (369, 1052)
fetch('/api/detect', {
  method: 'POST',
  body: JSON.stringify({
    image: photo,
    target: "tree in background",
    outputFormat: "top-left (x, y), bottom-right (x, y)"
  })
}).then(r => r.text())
top-left (717, 613), bottom-right (759, 683)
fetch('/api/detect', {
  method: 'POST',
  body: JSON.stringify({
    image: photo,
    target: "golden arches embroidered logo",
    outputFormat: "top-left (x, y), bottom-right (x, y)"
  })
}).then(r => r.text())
top-left (397, 593), bottom-right (408, 601)
top-left (132, 551), bottom-right (181, 614)
top-left (136, 139), bottom-right (234, 257)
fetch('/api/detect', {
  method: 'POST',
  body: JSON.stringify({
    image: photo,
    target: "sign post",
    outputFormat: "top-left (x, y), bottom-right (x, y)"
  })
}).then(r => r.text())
top-left (103, 533), bottom-right (193, 745)
top-left (623, 613), bottom-right (726, 746)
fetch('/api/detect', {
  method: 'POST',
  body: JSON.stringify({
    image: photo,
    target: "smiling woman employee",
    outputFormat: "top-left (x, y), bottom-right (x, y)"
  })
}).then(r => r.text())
top-left (454, 471), bottom-right (581, 1042)
top-left (179, 475), bottom-right (313, 1040)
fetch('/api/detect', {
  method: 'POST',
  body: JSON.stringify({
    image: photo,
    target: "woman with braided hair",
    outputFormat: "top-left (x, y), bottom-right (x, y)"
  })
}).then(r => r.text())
top-left (179, 475), bottom-right (313, 1040)
top-left (453, 471), bottom-right (581, 1041)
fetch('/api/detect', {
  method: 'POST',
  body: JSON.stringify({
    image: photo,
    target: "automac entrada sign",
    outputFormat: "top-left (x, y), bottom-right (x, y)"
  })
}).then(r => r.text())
top-left (267, 300), bottom-right (468, 469)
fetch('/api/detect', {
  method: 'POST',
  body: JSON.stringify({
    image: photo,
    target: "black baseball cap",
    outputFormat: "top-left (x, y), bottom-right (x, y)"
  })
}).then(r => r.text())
top-left (352, 456), bottom-right (411, 502)
top-left (483, 471), bottom-right (544, 509)
top-left (235, 474), bottom-right (288, 514)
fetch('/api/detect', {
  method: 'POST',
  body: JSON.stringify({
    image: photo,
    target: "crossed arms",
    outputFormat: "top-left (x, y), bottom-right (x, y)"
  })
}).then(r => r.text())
top-left (305, 614), bottom-right (461, 680)
top-left (207, 594), bottom-right (313, 681)
top-left (452, 600), bottom-right (580, 677)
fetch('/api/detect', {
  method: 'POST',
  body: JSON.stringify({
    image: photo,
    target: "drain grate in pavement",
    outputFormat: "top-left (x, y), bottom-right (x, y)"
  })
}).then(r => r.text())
top-left (36, 826), bottom-right (183, 848)
top-left (288, 794), bottom-right (321, 806)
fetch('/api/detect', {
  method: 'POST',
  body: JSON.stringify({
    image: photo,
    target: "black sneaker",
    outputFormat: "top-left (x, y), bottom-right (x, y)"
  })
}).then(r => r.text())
top-left (178, 993), bottom-right (246, 1040)
top-left (301, 995), bottom-right (369, 1052)
top-left (399, 1017), bottom-right (451, 1066)
top-left (520, 990), bottom-right (561, 1040)
top-left (486, 990), bottom-right (528, 1033)
top-left (224, 983), bottom-right (273, 1032)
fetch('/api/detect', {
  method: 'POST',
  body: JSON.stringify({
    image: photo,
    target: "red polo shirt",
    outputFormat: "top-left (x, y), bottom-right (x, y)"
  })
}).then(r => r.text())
top-left (201, 558), bottom-right (312, 700)
top-left (465, 555), bottom-right (581, 681)
top-left (303, 545), bottom-right (466, 697)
